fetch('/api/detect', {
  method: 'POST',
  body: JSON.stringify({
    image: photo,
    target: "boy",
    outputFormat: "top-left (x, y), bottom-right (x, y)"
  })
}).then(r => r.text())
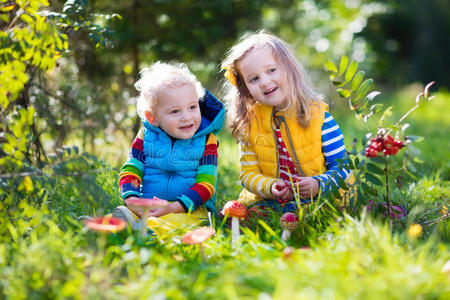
top-left (114, 62), bottom-right (224, 235)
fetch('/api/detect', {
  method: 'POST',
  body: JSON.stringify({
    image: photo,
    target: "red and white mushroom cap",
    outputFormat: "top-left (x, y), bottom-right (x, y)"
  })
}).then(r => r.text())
top-left (280, 212), bottom-right (299, 230)
top-left (182, 226), bottom-right (215, 244)
top-left (84, 216), bottom-right (127, 233)
top-left (125, 197), bottom-right (168, 210)
top-left (221, 200), bottom-right (248, 219)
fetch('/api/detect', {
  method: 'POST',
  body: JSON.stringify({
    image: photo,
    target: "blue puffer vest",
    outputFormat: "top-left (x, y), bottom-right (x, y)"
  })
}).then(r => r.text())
top-left (141, 90), bottom-right (224, 212)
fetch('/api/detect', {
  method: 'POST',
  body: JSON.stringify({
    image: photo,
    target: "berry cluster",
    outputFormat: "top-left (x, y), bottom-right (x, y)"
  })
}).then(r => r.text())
top-left (366, 134), bottom-right (404, 157)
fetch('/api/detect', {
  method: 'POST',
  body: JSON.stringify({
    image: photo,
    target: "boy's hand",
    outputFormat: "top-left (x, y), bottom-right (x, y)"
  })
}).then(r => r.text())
top-left (271, 180), bottom-right (293, 200)
top-left (147, 200), bottom-right (185, 217)
top-left (125, 196), bottom-right (144, 217)
top-left (293, 177), bottom-right (319, 199)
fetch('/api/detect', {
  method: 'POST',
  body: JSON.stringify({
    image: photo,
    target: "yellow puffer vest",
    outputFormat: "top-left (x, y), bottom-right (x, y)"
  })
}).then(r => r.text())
top-left (238, 101), bottom-right (329, 205)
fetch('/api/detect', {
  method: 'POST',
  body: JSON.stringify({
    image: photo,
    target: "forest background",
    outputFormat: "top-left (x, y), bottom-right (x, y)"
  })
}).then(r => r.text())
top-left (6, 0), bottom-right (449, 167)
top-left (1, 0), bottom-right (449, 299)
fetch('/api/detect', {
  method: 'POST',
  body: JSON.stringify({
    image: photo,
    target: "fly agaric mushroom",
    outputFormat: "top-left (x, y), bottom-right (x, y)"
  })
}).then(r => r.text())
top-left (182, 226), bottom-right (215, 262)
top-left (126, 197), bottom-right (168, 238)
top-left (280, 212), bottom-right (299, 241)
top-left (221, 200), bottom-right (248, 243)
top-left (84, 216), bottom-right (127, 233)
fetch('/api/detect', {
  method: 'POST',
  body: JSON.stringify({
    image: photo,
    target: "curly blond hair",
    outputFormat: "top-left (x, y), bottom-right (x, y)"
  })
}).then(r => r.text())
top-left (135, 61), bottom-right (204, 119)
top-left (221, 31), bottom-right (324, 140)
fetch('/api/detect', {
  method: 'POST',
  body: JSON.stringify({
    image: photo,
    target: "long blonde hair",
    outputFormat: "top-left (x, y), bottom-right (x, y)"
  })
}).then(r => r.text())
top-left (221, 31), bottom-right (324, 140)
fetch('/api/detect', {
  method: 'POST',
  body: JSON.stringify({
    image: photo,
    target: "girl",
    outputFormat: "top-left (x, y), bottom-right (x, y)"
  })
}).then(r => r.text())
top-left (221, 31), bottom-right (350, 213)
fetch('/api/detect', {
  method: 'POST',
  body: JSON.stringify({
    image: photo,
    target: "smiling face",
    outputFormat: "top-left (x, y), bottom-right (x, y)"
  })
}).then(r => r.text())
top-left (238, 46), bottom-right (289, 108)
top-left (147, 83), bottom-right (201, 140)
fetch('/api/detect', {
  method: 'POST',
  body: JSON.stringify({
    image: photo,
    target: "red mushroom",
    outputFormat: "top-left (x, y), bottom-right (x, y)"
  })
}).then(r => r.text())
top-left (126, 197), bottom-right (168, 238)
top-left (84, 216), bottom-right (127, 233)
top-left (183, 226), bottom-right (215, 262)
top-left (221, 200), bottom-right (248, 243)
top-left (279, 212), bottom-right (299, 241)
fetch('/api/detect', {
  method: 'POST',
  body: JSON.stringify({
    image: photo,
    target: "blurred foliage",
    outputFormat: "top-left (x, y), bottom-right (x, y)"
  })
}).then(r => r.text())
top-left (10, 0), bottom-right (391, 157)
top-left (359, 0), bottom-right (450, 88)
top-left (2, 0), bottom-right (448, 160)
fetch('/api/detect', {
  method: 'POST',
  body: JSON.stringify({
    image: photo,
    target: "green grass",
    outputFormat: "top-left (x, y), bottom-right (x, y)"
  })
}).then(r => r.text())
top-left (1, 85), bottom-right (449, 299)
top-left (1, 205), bottom-right (448, 299)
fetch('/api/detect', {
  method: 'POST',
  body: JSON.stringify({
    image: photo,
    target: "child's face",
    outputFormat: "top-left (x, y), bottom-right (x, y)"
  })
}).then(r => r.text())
top-left (238, 46), bottom-right (289, 108)
top-left (148, 83), bottom-right (201, 140)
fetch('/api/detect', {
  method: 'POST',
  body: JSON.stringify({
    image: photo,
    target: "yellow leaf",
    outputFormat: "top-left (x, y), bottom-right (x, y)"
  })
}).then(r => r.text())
top-left (19, 176), bottom-right (34, 193)
top-left (1, 5), bottom-right (16, 12)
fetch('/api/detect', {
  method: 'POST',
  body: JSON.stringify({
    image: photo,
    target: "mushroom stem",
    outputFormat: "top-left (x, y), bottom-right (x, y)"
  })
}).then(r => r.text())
top-left (281, 229), bottom-right (291, 241)
top-left (140, 208), bottom-right (149, 239)
top-left (199, 244), bottom-right (206, 263)
top-left (208, 211), bottom-right (213, 227)
top-left (231, 216), bottom-right (240, 244)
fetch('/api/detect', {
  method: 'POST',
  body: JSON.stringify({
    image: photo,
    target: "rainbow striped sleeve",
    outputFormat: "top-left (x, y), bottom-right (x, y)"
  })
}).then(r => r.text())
top-left (176, 134), bottom-right (219, 212)
top-left (118, 128), bottom-right (145, 200)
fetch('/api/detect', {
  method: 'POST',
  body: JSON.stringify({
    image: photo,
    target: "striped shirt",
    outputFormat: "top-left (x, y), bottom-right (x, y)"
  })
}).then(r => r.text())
top-left (311, 111), bottom-right (350, 193)
top-left (118, 128), bottom-right (219, 212)
top-left (274, 126), bottom-right (299, 202)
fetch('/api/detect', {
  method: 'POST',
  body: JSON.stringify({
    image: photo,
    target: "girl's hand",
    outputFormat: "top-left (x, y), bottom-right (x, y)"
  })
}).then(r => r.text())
top-left (293, 177), bottom-right (319, 199)
top-left (271, 181), bottom-right (293, 200)
top-left (147, 200), bottom-right (185, 218)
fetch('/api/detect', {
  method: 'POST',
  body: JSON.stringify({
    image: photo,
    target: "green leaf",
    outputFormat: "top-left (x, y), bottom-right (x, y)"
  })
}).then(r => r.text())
top-left (2, 143), bottom-right (14, 154)
top-left (27, 106), bottom-right (35, 125)
top-left (361, 182), bottom-right (377, 196)
top-left (351, 71), bottom-right (365, 91)
top-left (407, 162), bottom-right (417, 173)
top-left (348, 158), bottom-right (355, 169)
top-left (366, 163), bottom-right (384, 175)
top-left (331, 184), bottom-right (341, 198)
top-left (337, 88), bottom-right (351, 98)
top-left (339, 56), bottom-right (348, 74)
top-left (357, 158), bottom-right (366, 169)
top-left (337, 175), bottom-right (348, 190)
top-left (365, 173), bottom-right (383, 186)
top-left (332, 77), bottom-right (345, 87)
top-left (20, 14), bottom-right (34, 25)
top-left (325, 60), bottom-right (338, 73)
top-left (356, 79), bottom-right (373, 99)
top-left (0, 13), bottom-right (10, 23)
top-left (370, 156), bottom-right (385, 164)
top-left (369, 103), bottom-right (384, 113)
top-left (379, 106), bottom-right (393, 125)
top-left (29, 1), bottom-right (41, 11)
top-left (345, 61), bottom-right (358, 82)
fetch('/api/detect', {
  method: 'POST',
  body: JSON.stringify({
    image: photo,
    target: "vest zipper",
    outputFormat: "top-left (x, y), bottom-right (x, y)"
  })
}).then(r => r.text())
top-left (278, 115), bottom-right (305, 177)
top-left (166, 138), bottom-right (176, 198)
top-left (270, 108), bottom-right (280, 178)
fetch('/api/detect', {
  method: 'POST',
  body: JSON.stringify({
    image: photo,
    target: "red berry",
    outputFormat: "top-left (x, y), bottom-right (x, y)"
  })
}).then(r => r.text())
top-left (366, 147), bottom-right (378, 157)
top-left (394, 140), bottom-right (404, 148)
top-left (372, 142), bottom-right (383, 152)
